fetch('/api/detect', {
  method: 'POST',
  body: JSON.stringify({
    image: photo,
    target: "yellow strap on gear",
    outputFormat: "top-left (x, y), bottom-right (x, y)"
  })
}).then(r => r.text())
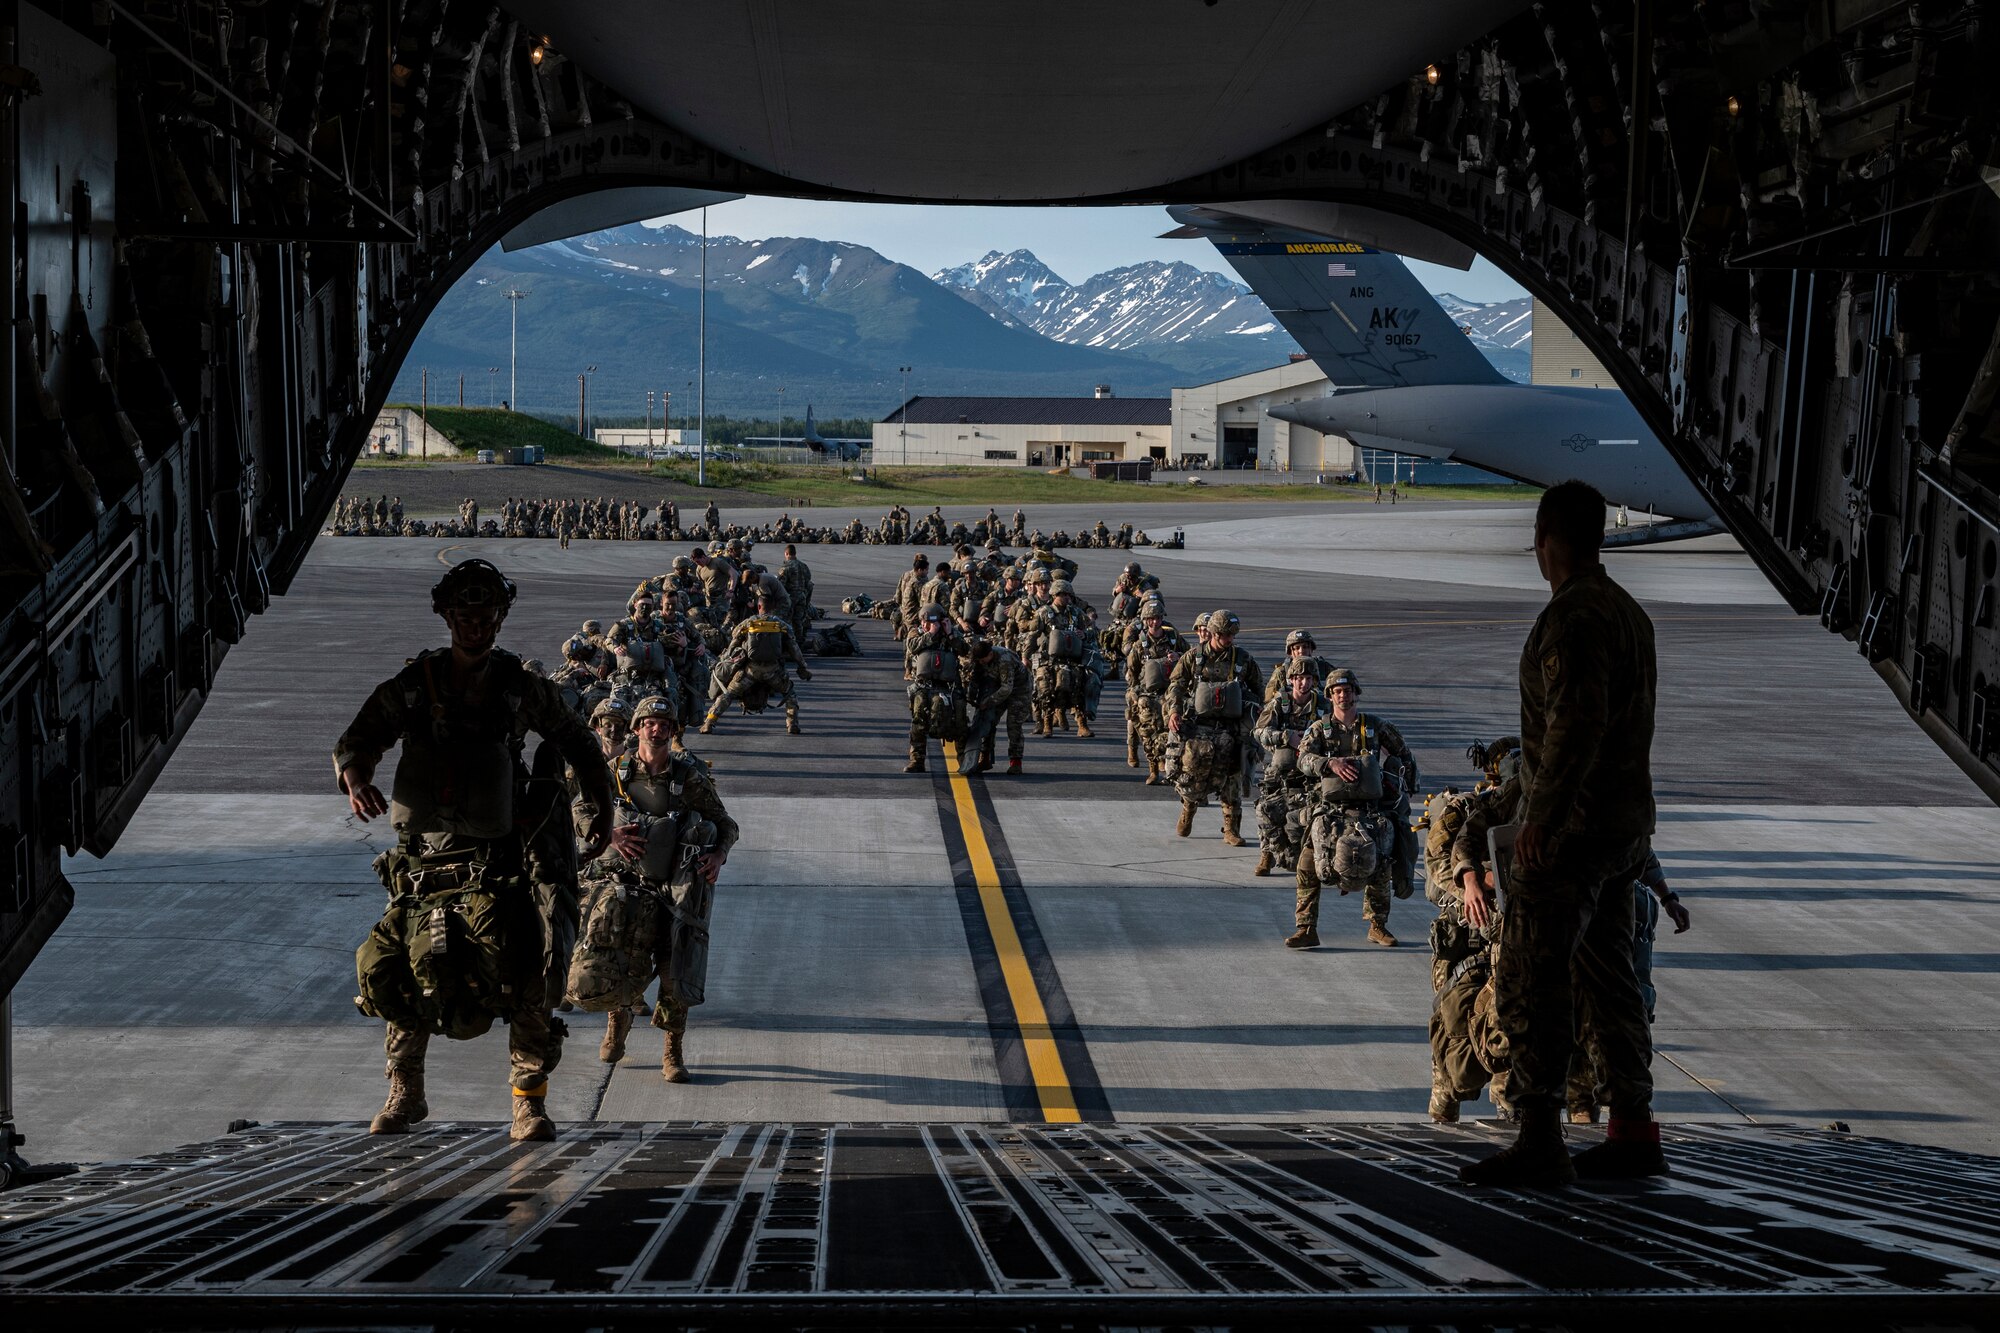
top-left (513, 1081), bottom-right (549, 1098)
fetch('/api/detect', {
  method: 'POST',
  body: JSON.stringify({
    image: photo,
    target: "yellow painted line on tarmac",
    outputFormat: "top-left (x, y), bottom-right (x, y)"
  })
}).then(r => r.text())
top-left (941, 741), bottom-right (1081, 1124)
top-left (1246, 612), bottom-right (1792, 635)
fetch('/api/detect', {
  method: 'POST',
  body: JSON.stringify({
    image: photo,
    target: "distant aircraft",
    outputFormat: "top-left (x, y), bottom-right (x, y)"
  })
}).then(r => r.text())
top-left (744, 405), bottom-right (870, 461)
top-left (1165, 205), bottom-right (1718, 541)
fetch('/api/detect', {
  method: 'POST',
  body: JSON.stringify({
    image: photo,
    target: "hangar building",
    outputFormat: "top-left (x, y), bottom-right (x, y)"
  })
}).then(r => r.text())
top-left (1170, 357), bottom-right (1351, 471)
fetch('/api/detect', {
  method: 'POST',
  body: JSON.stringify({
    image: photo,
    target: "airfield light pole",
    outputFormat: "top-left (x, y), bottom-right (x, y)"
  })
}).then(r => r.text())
top-left (487, 366), bottom-right (500, 407)
top-left (504, 288), bottom-right (530, 410)
top-left (577, 364), bottom-right (597, 437)
top-left (898, 365), bottom-right (912, 464)
top-left (698, 207), bottom-right (707, 488)
top-left (646, 390), bottom-right (655, 452)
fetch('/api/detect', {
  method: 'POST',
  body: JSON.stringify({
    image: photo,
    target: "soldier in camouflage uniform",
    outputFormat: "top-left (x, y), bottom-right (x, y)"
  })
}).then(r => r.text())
top-left (902, 604), bottom-right (969, 772)
top-left (584, 697), bottom-right (738, 1083)
top-left (893, 553), bottom-right (930, 641)
top-left (960, 637), bottom-right (1029, 775)
top-left (1292, 668), bottom-right (1416, 949)
top-left (778, 543), bottom-right (814, 644)
top-left (1459, 480), bottom-right (1662, 1188)
top-left (1032, 579), bottom-right (1101, 737)
top-left (1164, 609), bottom-right (1263, 844)
top-left (335, 559), bottom-right (613, 1143)
top-left (1124, 602), bottom-right (1187, 785)
top-left (1425, 737), bottom-right (1523, 1123)
top-left (1251, 662), bottom-right (1327, 876)
top-left (977, 566), bottom-right (1024, 647)
top-left (701, 589), bottom-right (813, 735)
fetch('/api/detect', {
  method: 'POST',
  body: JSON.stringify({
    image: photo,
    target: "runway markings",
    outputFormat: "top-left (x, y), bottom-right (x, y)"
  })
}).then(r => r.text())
top-left (932, 744), bottom-right (1110, 1124)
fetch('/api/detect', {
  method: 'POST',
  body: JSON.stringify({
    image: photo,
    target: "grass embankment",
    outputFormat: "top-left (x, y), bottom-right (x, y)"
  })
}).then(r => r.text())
top-left (365, 407), bottom-right (635, 463)
top-left (644, 461), bottom-right (1533, 507)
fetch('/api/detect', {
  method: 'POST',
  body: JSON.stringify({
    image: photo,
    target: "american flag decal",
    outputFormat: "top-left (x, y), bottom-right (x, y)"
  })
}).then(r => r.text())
top-left (1328, 263), bottom-right (1356, 277)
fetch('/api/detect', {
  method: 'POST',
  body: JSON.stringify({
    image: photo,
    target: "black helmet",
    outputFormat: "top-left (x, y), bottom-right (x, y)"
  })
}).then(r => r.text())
top-left (432, 558), bottom-right (516, 614)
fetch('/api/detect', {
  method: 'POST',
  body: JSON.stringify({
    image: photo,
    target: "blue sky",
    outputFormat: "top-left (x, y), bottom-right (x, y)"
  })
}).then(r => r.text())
top-left (684, 197), bottom-right (1530, 305)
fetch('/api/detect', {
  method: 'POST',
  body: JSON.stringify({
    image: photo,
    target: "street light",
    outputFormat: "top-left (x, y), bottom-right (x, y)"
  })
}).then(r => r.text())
top-left (577, 363), bottom-right (597, 438)
top-left (486, 366), bottom-right (500, 408)
top-left (504, 288), bottom-right (530, 410)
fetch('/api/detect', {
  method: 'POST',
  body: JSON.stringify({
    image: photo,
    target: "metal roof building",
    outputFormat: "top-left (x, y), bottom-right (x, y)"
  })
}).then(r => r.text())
top-left (872, 391), bottom-right (1170, 467)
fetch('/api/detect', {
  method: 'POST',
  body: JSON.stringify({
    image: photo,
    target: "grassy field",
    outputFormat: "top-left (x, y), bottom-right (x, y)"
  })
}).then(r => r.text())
top-left (643, 460), bottom-right (1534, 506)
top-left (373, 407), bottom-right (633, 462)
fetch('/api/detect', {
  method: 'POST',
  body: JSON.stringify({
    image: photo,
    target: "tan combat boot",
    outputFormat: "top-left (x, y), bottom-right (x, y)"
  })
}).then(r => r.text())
top-left (600, 1009), bottom-right (632, 1064)
top-left (1284, 926), bottom-right (1320, 949)
top-left (786, 714), bottom-right (801, 735)
top-left (1221, 805), bottom-right (1246, 847)
top-left (1367, 922), bottom-right (1399, 947)
top-left (1175, 801), bottom-right (1196, 837)
top-left (510, 1089), bottom-right (557, 1142)
top-left (662, 1031), bottom-right (692, 1084)
top-left (1254, 849), bottom-right (1274, 876)
top-left (904, 751), bottom-right (925, 773)
top-left (1076, 715), bottom-right (1094, 739)
top-left (369, 1065), bottom-right (428, 1135)
top-left (1429, 1089), bottom-right (1460, 1124)
top-left (1568, 1104), bottom-right (1601, 1126)
top-left (1127, 734), bottom-right (1140, 767)
top-left (698, 712), bottom-right (717, 735)
top-left (1144, 759), bottom-right (1161, 786)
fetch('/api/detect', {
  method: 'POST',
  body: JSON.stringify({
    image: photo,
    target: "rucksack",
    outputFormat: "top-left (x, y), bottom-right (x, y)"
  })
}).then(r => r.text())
top-left (354, 856), bottom-right (522, 1038)
top-left (745, 619), bottom-right (784, 664)
top-left (565, 877), bottom-right (666, 1012)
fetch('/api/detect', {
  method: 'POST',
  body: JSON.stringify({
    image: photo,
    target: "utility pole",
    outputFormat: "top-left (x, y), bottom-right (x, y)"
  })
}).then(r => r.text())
top-left (504, 288), bottom-right (530, 410)
top-left (576, 364), bottom-right (597, 438)
top-left (487, 366), bottom-right (500, 407)
top-left (420, 367), bottom-right (429, 459)
top-left (645, 389), bottom-right (655, 454)
top-left (457, 372), bottom-right (464, 407)
top-left (698, 207), bottom-right (707, 488)
top-left (898, 365), bottom-right (912, 464)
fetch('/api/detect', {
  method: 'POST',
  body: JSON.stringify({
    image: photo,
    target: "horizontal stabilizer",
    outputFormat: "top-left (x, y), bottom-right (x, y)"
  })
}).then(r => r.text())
top-left (1601, 518), bottom-right (1726, 548)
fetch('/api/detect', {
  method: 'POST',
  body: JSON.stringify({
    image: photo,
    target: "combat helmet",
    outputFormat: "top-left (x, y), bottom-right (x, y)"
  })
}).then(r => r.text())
top-left (632, 695), bottom-right (680, 728)
top-left (590, 697), bottom-right (631, 726)
top-left (1192, 610), bottom-right (1211, 632)
top-left (1123, 561), bottom-right (1143, 577)
top-left (671, 556), bottom-right (694, 573)
top-left (1209, 608), bottom-right (1241, 638)
top-left (920, 602), bottom-right (947, 624)
top-left (563, 633), bottom-right (595, 662)
top-left (582, 618), bottom-right (604, 638)
top-left (1285, 629), bottom-right (1317, 652)
top-left (1025, 566), bottom-right (1051, 585)
top-left (1467, 735), bottom-right (1522, 783)
top-left (432, 558), bottom-right (516, 614)
top-left (1050, 579), bottom-right (1073, 596)
top-left (1324, 667), bottom-right (1362, 694)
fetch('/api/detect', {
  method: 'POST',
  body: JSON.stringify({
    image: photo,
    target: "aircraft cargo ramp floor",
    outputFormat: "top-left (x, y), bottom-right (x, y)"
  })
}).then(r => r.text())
top-left (5, 1119), bottom-right (1999, 1326)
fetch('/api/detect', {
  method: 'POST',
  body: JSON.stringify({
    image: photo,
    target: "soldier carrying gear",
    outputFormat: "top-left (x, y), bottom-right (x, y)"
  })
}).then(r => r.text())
top-left (589, 697), bottom-right (634, 758)
top-left (1033, 579), bottom-right (1103, 737)
top-left (572, 697), bottom-right (738, 1083)
top-left (702, 591), bottom-right (813, 735)
top-left (1290, 667), bottom-right (1418, 950)
top-left (903, 605), bottom-right (970, 772)
top-left (1252, 662), bottom-right (1329, 877)
top-left (1164, 608), bottom-right (1263, 846)
top-left (893, 553), bottom-right (930, 641)
top-left (1124, 606), bottom-right (1187, 785)
top-left (1268, 629), bottom-right (1337, 700)
top-left (960, 637), bottom-right (1029, 775)
top-left (337, 558), bottom-right (614, 1144)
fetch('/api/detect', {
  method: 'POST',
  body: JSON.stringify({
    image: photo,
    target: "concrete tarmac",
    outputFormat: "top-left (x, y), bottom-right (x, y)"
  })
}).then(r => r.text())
top-left (14, 501), bottom-right (1999, 1164)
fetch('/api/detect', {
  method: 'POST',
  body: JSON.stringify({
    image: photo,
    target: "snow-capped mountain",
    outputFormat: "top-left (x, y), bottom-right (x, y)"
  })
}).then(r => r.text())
top-left (932, 250), bottom-right (1291, 372)
top-left (1435, 292), bottom-right (1534, 383)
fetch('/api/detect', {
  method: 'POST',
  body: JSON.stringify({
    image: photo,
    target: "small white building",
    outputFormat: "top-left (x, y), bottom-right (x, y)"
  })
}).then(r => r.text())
top-left (872, 393), bottom-right (1170, 467)
top-left (593, 427), bottom-right (705, 457)
top-left (1170, 357), bottom-right (1353, 471)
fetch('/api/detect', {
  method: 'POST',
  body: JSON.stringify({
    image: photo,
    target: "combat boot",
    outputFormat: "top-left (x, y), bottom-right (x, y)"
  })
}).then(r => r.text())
top-left (599, 1010), bottom-right (632, 1064)
top-left (1283, 927), bottom-right (1319, 949)
top-left (510, 1090), bottom-right (557, 1142)
top-left (698, 713), bottom-right (717, 735)
top-left (1367, 922), bottom-right (1400, 947)
top-left (1076, 715), bottom-right (1094, 739)
top-left (904, 752), bottom-right (926, 773)
top-left (1568, 1103), bottom-right (1600, 1126)
top-left (1144, 760), bottom-right (1161, 785)
top-left (1006, 756), bottom-right (1023, 775)
top-left (1126, 734), bottom-right (1140, 767)
top-left (1221, 805), bottom-right (1245, 847)
top-left (1572, 1117), bottom-right (1668, 1179)
top-left (1175, 801), bottom-right (1196, 837)
top-left (662, 1031), bottom-right (692, 1084)
top-left (786, 715), bottom-right (801, 735)
top-left (1254, 849), bottom-right (1275, 876)
top-left (976, 739), bottom-right (995, 772)
top-left (1429, 1089), bottom-right (1460, 1124)
top-left (1458, 1103), bottom-right (1574, 1187)
top-left (369, 1065), bottom-right (428, 1135)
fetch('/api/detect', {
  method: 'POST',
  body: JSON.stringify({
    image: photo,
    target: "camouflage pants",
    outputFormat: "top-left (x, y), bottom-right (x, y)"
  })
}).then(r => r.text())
top-left (1565, 888), bottom-right (1662, 1111)
top-left (717, 663), bottom-right (798, 720)
top-left (1129, 693), bottom-right (1170, 766)
top-left (1430, 954), bottom-right (1494, 1103)
top-left (1173, 725), bottom-right (1244, 806)
top-left (1254, 783), bottom-right (1310, 871)
top-left (1493, 833), bottom-right (1652, 1115)
top-left (383, 984), bottom-right (563, 1096)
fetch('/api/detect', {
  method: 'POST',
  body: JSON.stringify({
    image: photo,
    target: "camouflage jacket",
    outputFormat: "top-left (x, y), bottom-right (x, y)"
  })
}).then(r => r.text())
top-left (1297, 710), bottom-right (1416, 791)
top-left (1165, 644), bottom-right (1264, 723)
top-left (1124, 625), bottom-right (1188, 695)
top-left (1519, 567), bottom-right (1656, 839)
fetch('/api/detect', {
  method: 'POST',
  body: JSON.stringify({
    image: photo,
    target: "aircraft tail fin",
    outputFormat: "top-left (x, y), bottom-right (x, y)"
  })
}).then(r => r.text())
top-left (1167, 206), bottom-right (1505, 389)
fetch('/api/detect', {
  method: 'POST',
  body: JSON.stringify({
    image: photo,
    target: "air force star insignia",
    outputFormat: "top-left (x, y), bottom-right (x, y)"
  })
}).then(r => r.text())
top-left (1562, 433), bottom-right (1598, 453)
